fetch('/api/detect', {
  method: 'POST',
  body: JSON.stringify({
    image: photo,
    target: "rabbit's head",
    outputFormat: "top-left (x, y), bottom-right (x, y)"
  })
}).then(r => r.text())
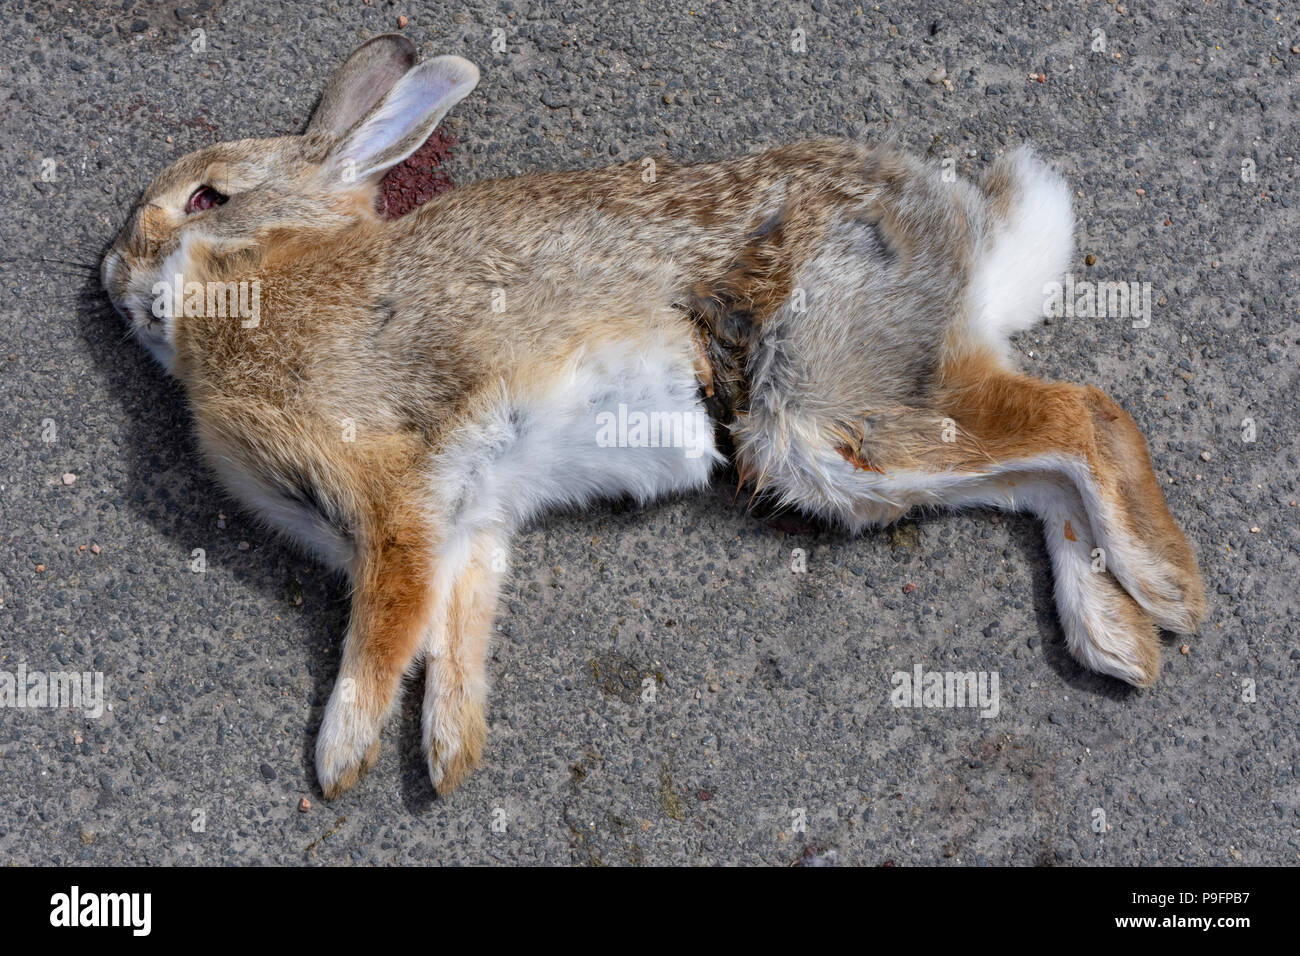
top-left (101, 34), bottom-right (478, 371)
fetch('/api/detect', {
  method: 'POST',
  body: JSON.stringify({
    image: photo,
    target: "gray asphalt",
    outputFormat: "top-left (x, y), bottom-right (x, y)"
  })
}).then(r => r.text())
top-left (0, 0), bottom-right (1296, 865)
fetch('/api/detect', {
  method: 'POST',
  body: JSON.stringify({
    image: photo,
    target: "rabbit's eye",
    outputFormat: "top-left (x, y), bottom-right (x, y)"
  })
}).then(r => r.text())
top-left (185, 185), bottom-right (228, 214)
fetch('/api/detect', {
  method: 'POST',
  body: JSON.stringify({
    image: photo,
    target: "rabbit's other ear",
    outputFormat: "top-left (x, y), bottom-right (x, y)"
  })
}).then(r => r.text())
top-left (326, 55), bottom-right (479, 185)
top-left (308, 34), bottom-right (418, 138)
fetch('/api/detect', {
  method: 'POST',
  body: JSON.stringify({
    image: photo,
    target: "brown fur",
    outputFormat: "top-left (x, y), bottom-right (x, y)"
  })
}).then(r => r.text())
top-left (808, 344), bottom-right (1205, 656)
top-left (102, 36), bottom-right (1206, 797)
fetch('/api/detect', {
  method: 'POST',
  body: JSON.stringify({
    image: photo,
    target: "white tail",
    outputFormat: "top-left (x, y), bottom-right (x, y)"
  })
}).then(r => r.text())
top-left (969, 146), bottom-right (1075, 350)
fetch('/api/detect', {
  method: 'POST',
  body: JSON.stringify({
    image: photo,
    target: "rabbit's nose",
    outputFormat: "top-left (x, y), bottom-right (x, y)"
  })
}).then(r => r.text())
top-left (100, 252), bottom-right (128, 320)
top-left (100, 252), bottom-right (117, 294)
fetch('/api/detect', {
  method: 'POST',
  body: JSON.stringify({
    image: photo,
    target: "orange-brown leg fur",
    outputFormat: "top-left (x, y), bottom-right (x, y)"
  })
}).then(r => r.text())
top-left (316, 517), bottom-right (435, 799)
top-left (932, 349), bottom-right (1206, 634)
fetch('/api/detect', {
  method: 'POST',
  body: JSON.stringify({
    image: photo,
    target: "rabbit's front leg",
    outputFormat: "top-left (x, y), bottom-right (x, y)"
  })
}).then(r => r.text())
top-left (422, 528), bottom-right (509, 795)
top-left (316, 520), bottom-right (437, 799)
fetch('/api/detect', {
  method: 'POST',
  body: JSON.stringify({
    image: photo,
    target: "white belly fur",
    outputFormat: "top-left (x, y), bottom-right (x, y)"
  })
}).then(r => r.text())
top-left (431, 339), bottom-right (722, 543)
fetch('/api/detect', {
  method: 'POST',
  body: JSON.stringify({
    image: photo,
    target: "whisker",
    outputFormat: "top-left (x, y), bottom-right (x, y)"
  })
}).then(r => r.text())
top-left (36, 292), bottom-right (112, 304)
top-left (1, 263), bottom-right (99, 275)
top-left (0, 255), bottom-right (100, 270)
top-left (2, 268), bottom-right (103, 283)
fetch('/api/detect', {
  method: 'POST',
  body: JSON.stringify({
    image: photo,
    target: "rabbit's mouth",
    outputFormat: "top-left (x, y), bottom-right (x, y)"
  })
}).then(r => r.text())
top-left (101, 249), bottom-right (178, 373)
top-left (100, 250), bottom-right (146, 327)
top-left (125, 312), bottom-right (177, 374)
top-left (102, 250), bottom-right (152, 327)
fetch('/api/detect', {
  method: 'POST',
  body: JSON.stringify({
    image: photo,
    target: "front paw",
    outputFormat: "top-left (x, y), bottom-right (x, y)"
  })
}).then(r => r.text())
top-left (425, 694), bottom-right (487, 796)
top-left (316, 679), bottom-right (383, 799)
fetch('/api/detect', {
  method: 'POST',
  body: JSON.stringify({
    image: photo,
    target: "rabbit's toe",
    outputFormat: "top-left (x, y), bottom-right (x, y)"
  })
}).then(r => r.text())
top-left (318, 738), bottom-right (381, 800)
top-left (1062, 569), bottom-right (1162, 688)
top-left (1122, 549), bottom-right (1207, 636)
top-left (316, 686), bottom-right (383, 799)
top-left (426, 697), bottom-right (487, 796)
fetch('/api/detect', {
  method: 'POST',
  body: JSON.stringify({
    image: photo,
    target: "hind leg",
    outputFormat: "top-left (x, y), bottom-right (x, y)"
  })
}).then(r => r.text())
top-left (731, 347), bottom-right (1204, 685)
top-left (933, 351), bottom-right (1206, 634)
top-left (936, 470), bottom-right (1162, 684)
top-left (746, 440), bottom-right (1164, 684)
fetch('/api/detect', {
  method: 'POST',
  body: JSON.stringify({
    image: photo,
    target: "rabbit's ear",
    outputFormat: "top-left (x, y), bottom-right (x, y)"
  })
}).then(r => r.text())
top-left (326, 56), bottom-right (479, 184)
top-left (307, 34), bottom-right (418, 138)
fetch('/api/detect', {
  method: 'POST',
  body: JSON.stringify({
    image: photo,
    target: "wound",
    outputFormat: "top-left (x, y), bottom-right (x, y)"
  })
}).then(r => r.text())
top-left (836, 444), bottom-right (884, 473)
top-left (377, 128), bottom-right (458, 219)
top-left (680, 207), bottom-right (796, 425)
